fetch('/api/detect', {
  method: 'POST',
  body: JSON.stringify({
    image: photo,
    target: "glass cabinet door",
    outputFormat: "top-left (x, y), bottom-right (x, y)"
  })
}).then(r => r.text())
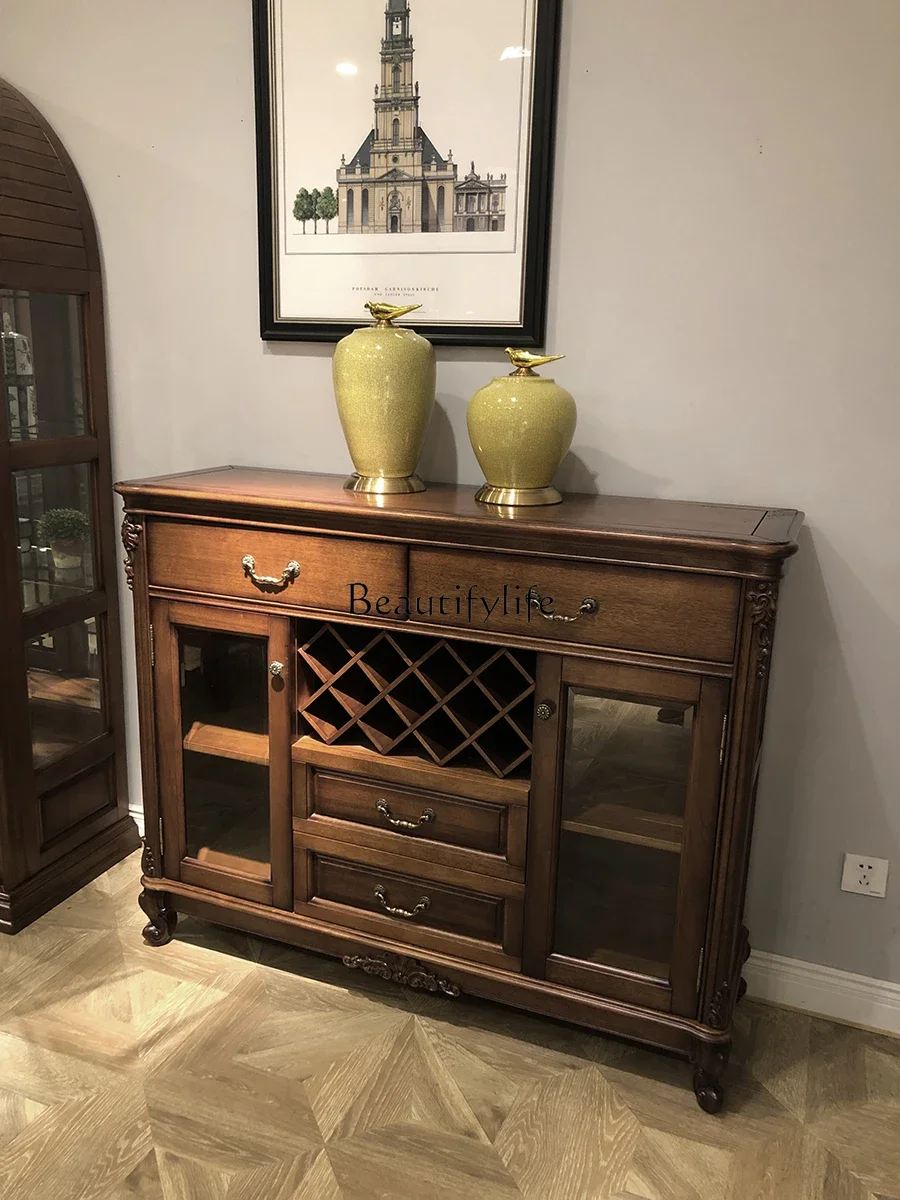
top-left (152, 601), bottom-right (292, 909)
top-left (2, 289), bottom-right (87, 441)
top-left (530, 659), bottom-right (729, 1016)
top-left (3, 286), bottom-right (125, 871)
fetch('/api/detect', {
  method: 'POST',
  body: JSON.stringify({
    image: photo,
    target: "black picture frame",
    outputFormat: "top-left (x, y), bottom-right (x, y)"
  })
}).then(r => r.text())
top-left (252, 0), bottom-right (563, 347)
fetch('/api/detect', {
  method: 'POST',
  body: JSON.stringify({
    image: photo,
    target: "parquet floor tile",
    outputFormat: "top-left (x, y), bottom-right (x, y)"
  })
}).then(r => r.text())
top-left (0, 850), bottom-right (897, 1199)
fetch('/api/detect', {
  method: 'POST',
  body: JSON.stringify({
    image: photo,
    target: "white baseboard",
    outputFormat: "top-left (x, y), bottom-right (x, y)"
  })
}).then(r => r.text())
top-left (745, 950), bottom-right (900, 1035)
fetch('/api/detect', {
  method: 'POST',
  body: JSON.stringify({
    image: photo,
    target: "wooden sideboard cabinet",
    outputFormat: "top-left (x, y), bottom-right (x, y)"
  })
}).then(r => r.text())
top-left (115, 467), bottom-right (802, 1112)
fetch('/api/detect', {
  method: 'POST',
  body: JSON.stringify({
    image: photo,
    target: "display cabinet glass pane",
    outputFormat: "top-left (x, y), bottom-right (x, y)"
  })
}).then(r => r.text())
top-left (2, 290), bottom-right (87, 441)
top-left (180, 629), bottom-right (270, 878)
top-left (554, 690), bottom-right (694, 980)
top-left (14, 463), bottom-right (96, 613)
top-left (27, 617), bottom-right (105, 768)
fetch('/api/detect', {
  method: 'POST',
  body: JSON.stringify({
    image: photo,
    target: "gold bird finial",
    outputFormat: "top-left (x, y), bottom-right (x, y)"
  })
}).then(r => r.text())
top-left (505, 348), bottom-right (566, 376)
top-left (365, 301), bottom-right (422, 327)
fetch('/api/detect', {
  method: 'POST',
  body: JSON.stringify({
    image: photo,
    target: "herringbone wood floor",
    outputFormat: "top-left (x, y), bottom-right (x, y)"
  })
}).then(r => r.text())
top-left (0, 852), bottom-right (897, 1199)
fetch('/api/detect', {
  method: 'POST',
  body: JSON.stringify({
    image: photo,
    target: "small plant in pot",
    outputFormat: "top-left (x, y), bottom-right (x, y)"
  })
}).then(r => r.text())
top-left (36, 508), bottom-right (90, 570)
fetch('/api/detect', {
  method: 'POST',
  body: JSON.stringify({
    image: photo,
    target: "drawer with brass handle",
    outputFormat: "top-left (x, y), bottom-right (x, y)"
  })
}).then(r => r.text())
top-left (293, 837), bottom-right (524, 969)
top-left (146, 519), bottom-right (406, 613)
top-left (408, 546), bottom-right (741, 662)
top-left (292, 740), bottom-right (529, 883)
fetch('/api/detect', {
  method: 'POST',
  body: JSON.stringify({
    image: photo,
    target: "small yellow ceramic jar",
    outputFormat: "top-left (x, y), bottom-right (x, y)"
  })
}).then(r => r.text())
top-left (332, 302), bottom-right (436, 494)
top-left (467, 349), bottom-right (577, 506)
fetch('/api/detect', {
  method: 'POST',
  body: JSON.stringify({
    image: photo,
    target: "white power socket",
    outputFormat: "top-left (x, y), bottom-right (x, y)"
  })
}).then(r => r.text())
top-left (841, 853), bottom-right (889, 898)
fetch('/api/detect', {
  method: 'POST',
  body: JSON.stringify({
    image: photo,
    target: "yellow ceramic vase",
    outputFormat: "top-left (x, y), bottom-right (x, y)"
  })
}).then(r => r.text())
top-left (333, 302), bottom-right (436, 494)
top-left (467, 349), bottom-right (577, 507)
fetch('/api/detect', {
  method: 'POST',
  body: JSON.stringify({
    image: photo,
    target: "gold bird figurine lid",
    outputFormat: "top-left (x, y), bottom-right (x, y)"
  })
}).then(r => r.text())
top-left (505, 347), bottom-right (566, 377)
top-left (365, 301), bottom-right (422, 327)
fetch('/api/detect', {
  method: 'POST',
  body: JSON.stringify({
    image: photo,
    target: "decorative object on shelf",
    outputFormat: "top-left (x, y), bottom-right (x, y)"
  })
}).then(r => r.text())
top-left (333, 302), bottom-right (436, 495)
top-left (36, 508), bottom-right (90, 570)
top-left (253, 0), bottom-right (563, 347)
top-left (468, 348), bottom-right (577, 507)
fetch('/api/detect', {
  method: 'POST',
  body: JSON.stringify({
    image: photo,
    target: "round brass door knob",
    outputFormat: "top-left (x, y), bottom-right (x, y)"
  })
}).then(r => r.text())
top-left (269, 662), bottom-right (285, 677)
top-left (536, 702), bottom-right (555, 722)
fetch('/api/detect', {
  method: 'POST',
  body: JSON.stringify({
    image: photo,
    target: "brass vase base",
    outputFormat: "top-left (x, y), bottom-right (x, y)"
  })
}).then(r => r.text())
top-left (475, 484), bottom-right (563, 507)
top-left (344, 474), bottom-right (427, 495)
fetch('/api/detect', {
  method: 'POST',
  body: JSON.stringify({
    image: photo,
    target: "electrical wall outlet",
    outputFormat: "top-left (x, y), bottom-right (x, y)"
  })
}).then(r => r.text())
top-left (841, 853), bottom-right (889, 898)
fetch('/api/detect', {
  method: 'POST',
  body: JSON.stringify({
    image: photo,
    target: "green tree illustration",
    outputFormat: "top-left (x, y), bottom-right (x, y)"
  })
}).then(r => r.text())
top-left (310, 188), bottom-right (322, 234)
top-left (293, 188), bottom-right (316, 233)
top-left (317, 186), bottom-right (339, 234)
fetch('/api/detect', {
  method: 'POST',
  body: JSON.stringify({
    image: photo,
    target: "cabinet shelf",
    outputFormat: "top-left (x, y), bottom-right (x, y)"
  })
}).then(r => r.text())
top-left (561, 801), bottom-right (684, 854)
top-left (183, 721), bottom-right (269, 767)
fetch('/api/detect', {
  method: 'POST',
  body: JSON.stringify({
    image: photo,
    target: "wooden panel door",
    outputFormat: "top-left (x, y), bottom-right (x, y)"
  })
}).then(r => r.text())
top-left (524, 656), bottom-right (729, 1016)
top-left (151, 600), bottom-right (292, 908)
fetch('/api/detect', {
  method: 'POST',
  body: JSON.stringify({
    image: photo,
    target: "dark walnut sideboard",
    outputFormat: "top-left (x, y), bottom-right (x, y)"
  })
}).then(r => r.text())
top-left (115, 466), bottom-right (802, 1112)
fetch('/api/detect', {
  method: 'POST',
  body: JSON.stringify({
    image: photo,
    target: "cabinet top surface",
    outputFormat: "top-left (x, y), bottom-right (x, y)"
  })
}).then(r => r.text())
top-left (116, 467), bottom-right (803, 570)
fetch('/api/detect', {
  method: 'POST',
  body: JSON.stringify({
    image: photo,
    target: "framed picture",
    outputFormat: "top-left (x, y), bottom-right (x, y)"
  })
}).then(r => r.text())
top-left (253, 0), bottom-right (563, 346)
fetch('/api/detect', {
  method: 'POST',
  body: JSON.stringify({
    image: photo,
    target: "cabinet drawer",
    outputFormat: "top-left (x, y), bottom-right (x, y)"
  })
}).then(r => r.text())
top-left (147, 519), bottom-right (406, 613)
top-left (293, 764), bottom-right (526, 884)
top-left (408, 548), bottom-right (740, 662)
top-left (294, 837), bottom-right (523, 969)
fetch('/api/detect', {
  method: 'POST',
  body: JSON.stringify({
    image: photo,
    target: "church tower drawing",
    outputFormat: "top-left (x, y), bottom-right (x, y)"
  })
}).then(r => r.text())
top-left (336, 0), bottom-right (507, 234)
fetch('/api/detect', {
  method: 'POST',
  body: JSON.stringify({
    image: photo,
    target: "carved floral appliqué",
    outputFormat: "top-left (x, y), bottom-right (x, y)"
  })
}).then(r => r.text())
top-left (747, 582), bottom-right (778, 679)
top-left (343, 953), bottom-right (461, 997)
top-left (121, 516), bottom-right (143, 591)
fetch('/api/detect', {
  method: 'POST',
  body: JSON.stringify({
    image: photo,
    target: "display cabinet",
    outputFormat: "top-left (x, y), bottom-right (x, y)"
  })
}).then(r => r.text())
top-left (116, 466), bottom-right (801, 1111)
top-left (0, 78), bottom-right (137, 931)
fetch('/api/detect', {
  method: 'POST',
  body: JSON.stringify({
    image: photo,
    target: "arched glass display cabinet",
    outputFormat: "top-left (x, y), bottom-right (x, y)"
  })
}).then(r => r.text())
top-left (0, 77), bottom-right (137, 931)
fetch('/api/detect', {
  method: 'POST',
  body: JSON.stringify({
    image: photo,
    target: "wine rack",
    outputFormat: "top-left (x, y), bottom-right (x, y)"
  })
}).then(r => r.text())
top-left (296, 622), bottom-right (536, 779)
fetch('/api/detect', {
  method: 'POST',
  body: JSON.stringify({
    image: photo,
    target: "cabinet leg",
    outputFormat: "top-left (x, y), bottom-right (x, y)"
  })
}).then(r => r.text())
top-left (139, 888), bottom-right (177, 947)
top-left (692, 1041), bottom-right (729, 1114)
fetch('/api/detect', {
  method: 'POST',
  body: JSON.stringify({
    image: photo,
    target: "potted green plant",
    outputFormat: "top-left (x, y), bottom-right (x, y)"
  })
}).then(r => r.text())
top-left (36, 507), bottom-right (90, 570)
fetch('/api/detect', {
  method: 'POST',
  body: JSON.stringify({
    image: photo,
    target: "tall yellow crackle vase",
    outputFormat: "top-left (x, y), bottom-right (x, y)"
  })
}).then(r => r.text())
top-left (467, 348), bottom-right (577, 507)
top-left (333, 302), bottom-right (436, 495)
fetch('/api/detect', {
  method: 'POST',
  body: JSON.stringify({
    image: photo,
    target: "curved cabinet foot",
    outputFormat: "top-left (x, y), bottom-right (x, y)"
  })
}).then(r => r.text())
top-left (139, 888), bottom-right (177, 947)
top-left (693, 1068), bottom-right (725, 1114)
top-left (737, 975), bottom-right (748, 1002)
top-left (692, 1040), bottom-right (729, 1114)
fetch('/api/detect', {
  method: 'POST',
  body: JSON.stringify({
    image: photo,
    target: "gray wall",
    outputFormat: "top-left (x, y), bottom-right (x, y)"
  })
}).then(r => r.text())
top-left (2, 0), bottom-right (897, 982)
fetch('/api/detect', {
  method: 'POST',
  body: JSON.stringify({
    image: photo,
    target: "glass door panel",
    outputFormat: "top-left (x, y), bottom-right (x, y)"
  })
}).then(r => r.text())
top-left (27, 616), bottom-right (106, 768)
top-left (179, 629), bottom-right (271, 880)
top-left (2, 289), bottom-right (87, 441)
top-left (14, 463), bottom-right (96, 612)
top-left (554, 691), bottom-right (694, 980)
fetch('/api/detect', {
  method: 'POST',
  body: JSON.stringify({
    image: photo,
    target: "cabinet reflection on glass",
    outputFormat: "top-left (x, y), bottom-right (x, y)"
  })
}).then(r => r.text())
top-left (27, 617), bottom-right (105, 769)
top-left (14, 463), bottom-right (96, 613)
top-left (554, 690), bottom-right (695, 980)
top-left (180, 629), bottom-right (271, 879)
top-left (1, 290), bottom-right (86, 441)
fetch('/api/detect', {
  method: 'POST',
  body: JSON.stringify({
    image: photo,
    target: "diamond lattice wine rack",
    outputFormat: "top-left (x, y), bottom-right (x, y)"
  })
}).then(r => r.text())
top-left (296, 622), bottom-right (537, 779)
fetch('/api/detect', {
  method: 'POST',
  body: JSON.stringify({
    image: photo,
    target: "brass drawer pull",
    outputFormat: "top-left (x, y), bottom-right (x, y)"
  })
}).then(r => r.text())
top-left (527, 585), bottom-right (598, 623)
top-left (376, 800), bottom-right (436, 833)
top-left (241, 555), bottom-right (301, 591)
top-left (373, 885), bottom-right (430, 921)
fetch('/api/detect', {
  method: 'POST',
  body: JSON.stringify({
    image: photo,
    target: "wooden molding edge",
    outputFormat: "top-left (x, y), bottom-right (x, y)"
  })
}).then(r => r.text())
top-left (745, 950), bottom-right (900, 1036)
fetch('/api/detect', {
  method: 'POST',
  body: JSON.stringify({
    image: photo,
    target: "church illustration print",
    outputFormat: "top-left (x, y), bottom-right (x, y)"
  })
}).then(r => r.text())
top-left (336, 0), bottom-right (508, 235)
